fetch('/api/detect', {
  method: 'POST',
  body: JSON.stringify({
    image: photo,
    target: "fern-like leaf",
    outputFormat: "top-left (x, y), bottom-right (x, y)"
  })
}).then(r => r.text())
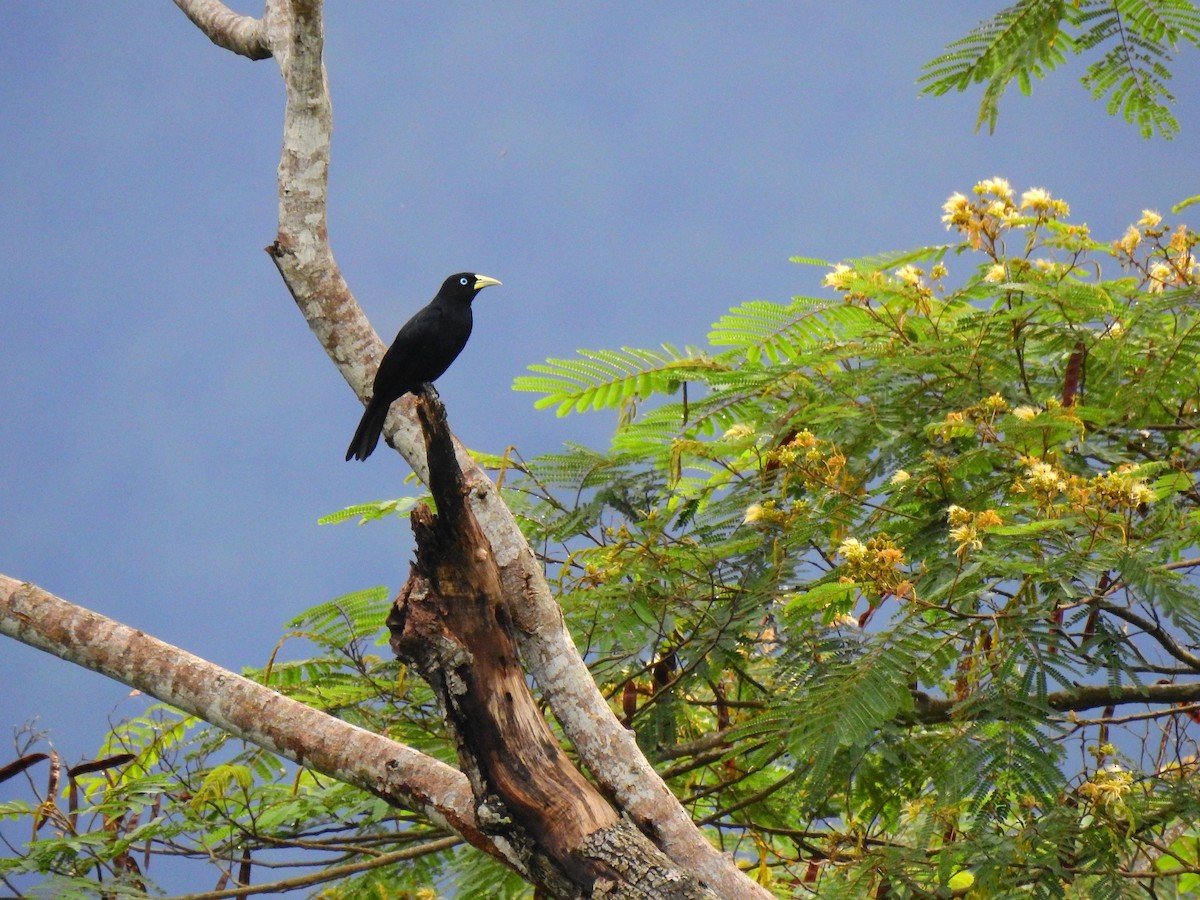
top-left (709, 298), bottom-right (830, 363)
top-left (919, 0), bottom-right (1075, 133)
top-left (318, 497), bottom-right (420, 526)
top-left (843, 244), bottom-right (954, 273)
top-left (513, 344), bottom-right (722, 416)
top-left (922, 0), bottom-right (1200, 138)
top-left (287, 586), bottom-right (392, 648)
top-left (1075, 0), bottom-right (1200, 138)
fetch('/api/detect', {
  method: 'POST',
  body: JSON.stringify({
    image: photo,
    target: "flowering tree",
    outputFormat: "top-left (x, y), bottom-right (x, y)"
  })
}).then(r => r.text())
top-left (0, 2), bottom-right (761, 898)
top-left (3, 0), bottom-right (1199, 895)
top-left (508, 177), bottom-right (1200, 895)
top-left (6, 164), bottom-right (1200, 894)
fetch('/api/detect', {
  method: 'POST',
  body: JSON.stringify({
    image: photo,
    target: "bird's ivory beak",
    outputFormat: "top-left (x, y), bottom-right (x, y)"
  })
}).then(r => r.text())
top-left (473, 275), bottom-right (502, 290)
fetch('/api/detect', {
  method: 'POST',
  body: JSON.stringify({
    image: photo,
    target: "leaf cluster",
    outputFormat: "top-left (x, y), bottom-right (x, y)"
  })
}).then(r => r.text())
top-left (920, 0), bottom-right (1200, 138)
top-left (0, 589), bottom-right (466, 897)
top-left (494, 180), bottom-right (1200, 895)
top-left (6, 181), bottom-right (1200, 897)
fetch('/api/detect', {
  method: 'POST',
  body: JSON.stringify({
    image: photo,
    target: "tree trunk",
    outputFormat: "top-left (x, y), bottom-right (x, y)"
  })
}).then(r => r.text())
top-left (388, 391), bottom-right (716, 899)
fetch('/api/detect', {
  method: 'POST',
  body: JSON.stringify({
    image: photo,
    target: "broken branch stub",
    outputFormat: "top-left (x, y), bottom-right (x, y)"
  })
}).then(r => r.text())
top-left (387, 391), bottom-right (714, 899)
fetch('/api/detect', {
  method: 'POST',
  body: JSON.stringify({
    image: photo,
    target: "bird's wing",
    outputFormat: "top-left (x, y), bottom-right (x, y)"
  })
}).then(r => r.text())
top-left (373, 304), bottom-right (442, 391)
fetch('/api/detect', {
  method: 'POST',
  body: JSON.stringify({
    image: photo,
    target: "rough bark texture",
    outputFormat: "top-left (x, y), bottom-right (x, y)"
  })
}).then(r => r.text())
top-left (0, 574), bottom-right (518, 869)
top-left (182, 3), bottom-right (770, 897)
top-left (387, 393), bottom-right (717, 900)
top-left (246, 7), bottom-right (762, 890)
top-left (172, 0), bottom-right (271, 60)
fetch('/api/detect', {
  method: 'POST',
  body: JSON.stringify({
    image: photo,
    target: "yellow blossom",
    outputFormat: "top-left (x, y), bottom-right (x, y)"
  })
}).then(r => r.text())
top-left (1169, 223), bottom-right (1191, 253)
top-left (770, 446), bottom-right (798, 467)
top-left (1026, 460), bottom-right (1066, 493)
top-left (1020, 187), bottom-right (1067, 217)
top-left (941, 192), bottom-right (970, 229)
top-left (838, 537), bottom-right (867, 562)
top-left (1115, 225), bottom-right (1141, 255)
top-left (723, 423), bottom-right (754, 440)
top-left (1127, 482), bottom-right (1154, 506)
top-left (837, 534), bottom-right (910, 599)
top-left (830, 614), bottom-right (859, 629)
top-left (975, 177), bottom-right (1013, 202)
top-left (999, 207), bottom-right (1024, 227)
top-left (823, 263), bottom-right (855, 290)
top-left (1021, 187), bottom-right (1053, 211)
top-left (895, 264), bottom-right (924, 286)
top-left (1087, 470), bottom-right (1155, 511)
top-left (1032, 258), bottom-right (1065, 275)
top-left (930, 262), bottom-right (948, 280)
top-left (944, 507), bottom-right (1002, 558)
top-left (984, 263), bottom-right (1007, 283)
top-left (1079, 763), bottom-right (1133, 808)
top-left (876, 547), bottom-right (905, 567)
top-left (949, 523), bottom-right (982, 558)
top-left (982, 393), bottom-right (1008, 413)
top-left (946, 505), bottom-right (973, 527)
top-left (900, 797), bottom-right (931, 825)
top-left (1148, 261), bottom-right (1174, 292)
top-left (1012, 405), bottom-right (1039, 420)
top-left (975, 509), bottom-right (1003, 528)
top-left (1138, 209), bottom-right (1163, 229)
top-left (743, 503), bottom-right (766, 524)
top-left (986, 199), bottom-right (1010, 218)
top-left (889, 470), bottom-right (911, 484)
top-left (1071, 223), bottom-right (1091, 238)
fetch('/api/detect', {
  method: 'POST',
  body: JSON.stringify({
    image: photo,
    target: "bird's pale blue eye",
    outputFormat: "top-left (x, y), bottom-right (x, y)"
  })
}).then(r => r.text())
top-left (460, 277), bottom-right (469, 285)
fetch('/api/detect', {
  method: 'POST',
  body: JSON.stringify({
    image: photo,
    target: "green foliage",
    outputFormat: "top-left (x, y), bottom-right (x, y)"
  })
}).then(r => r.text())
top-left (286, 584), bottom-right (392, 649)
top-left (6, 181), bottom-right (1200, 896)
top-left (921, 0), bottom-right (1075, 133)
top-left (921, 0), bottom-right (1200, 138)
top-left (498, 179), bottom-right (1200, 895)
top-left (318, 496), bottom-right (421, 525)
top-left (513, 343), bottom-right (722, 420)
top-left (0, 577), bottom-right (461, 896)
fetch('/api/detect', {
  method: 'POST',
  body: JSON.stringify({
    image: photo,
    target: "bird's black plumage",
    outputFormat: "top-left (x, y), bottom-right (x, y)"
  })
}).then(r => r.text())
top-left (345, 272), bottom-right (501, 461)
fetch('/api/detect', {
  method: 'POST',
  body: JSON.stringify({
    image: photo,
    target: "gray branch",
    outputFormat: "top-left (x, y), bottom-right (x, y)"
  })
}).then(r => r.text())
top-left (172, 0), bottom-right (271, 60)
top-left (199, 2), bottom-right (769, 896)
top-left (0, 573), bottom-right (520, 870)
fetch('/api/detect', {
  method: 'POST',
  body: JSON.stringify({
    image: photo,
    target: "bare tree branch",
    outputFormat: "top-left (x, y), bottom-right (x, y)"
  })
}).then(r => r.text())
top-left (909, 679), bottom-right (1200, 724)
top-left (0, 573), bottom-right (517, 871)
top-left (169, 835), bottom-right (462, 900)
top-left (173, 0), bottom-right (271, 60)
top-left (1095, 599), bottom-right (1200, 670)
top-left (203, 3), bottom-right (770, 896)
top-left (385, 392), bottom-right (716, 899)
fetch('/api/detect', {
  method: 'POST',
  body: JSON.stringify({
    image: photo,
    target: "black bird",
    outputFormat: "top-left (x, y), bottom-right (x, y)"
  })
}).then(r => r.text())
top-left (345, 272), bottom-right (502, 461)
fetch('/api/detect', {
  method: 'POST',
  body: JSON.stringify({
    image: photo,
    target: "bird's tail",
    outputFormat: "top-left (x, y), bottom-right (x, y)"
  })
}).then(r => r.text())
top-left (345, 399), bottom-right (389, 461)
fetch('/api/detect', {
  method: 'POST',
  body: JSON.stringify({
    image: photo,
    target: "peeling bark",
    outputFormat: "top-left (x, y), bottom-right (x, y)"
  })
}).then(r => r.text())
top-left (175, 3), bottom-right (769, 896)
top-left (386, 393), bottom-right (716, 899)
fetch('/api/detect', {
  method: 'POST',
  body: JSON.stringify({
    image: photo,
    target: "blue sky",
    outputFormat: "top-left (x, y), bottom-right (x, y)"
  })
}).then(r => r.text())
top-left (2, 2), bottom-right (1197, 795)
